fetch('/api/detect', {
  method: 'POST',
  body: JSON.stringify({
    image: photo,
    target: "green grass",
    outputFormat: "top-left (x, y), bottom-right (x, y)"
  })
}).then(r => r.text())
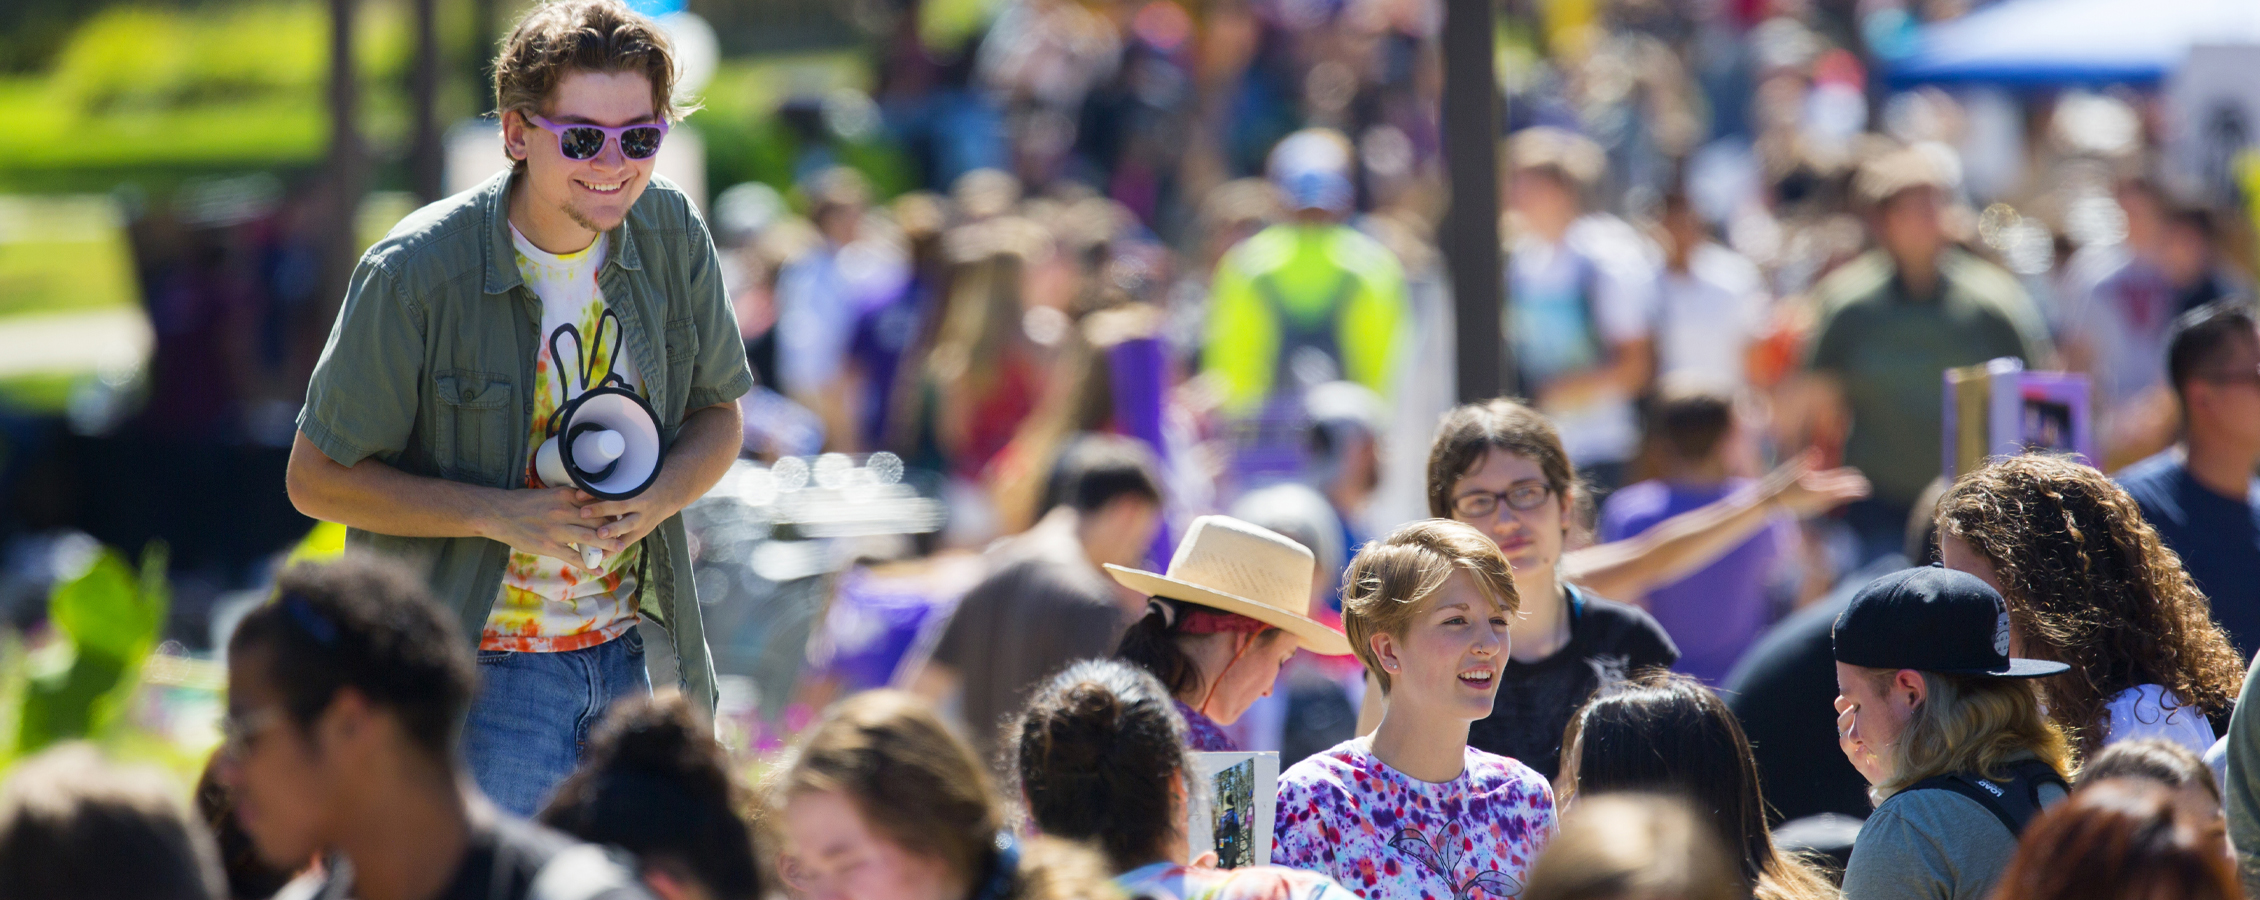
top-left (0, 0), bottom-right (417, 191)
top-left (0, 195), bottom-right (137, 318)
top-left (0, 372), bottom-right (83, 415)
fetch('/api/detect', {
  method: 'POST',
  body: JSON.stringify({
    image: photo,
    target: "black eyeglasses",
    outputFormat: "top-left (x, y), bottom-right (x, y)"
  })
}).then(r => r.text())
top-left (1451, 482), bottom-right (1555, 519)
top-left (527, 113), bottom-right (669, 161)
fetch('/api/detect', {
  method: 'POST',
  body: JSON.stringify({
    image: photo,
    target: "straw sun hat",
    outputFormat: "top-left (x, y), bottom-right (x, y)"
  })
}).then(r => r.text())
top-left (1104, 515), bottom-right (1353, 657)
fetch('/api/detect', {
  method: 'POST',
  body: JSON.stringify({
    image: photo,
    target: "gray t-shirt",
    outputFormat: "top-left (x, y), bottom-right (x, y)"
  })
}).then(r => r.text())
top-left (931, 527), bottom-right (1130, 765)
top-left (1842, 778), bottom-right (2068, 900)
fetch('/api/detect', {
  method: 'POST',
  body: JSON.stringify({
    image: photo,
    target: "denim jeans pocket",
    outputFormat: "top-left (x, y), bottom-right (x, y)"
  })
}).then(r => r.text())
top-left (477, 648), bottom-right (515, 664)
top-left (620, 624), bottom-right (645, 657)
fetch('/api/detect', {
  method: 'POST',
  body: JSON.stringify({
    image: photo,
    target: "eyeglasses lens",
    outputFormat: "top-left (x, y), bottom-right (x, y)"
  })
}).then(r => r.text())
top-left (621, 127), bottom-right (664, 159)
top-left (560, 127), bottom-right (607, 160)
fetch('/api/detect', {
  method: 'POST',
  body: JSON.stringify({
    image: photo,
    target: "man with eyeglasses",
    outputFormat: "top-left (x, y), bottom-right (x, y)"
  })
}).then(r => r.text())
top-left (285, 0), bottom-right (752, 815)
top-left (2118, 301), bottom-right (2260, 659)
top-left (219, 558), bottom-right (650, 900)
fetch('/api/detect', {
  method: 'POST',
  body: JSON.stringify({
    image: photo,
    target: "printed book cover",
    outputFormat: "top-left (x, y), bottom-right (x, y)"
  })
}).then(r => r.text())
top-left (1186, 751), bottom-right (1279, 869)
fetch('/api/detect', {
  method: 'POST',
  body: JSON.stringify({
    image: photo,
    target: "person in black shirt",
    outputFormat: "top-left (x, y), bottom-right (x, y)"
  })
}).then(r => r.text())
top-left (1725, 555), bottom-right (1906, 825)
top-left (1725, 480), bottom-right (1944, 827)
top-left (1423, 399), bottom-right (1678, 779)
top-left (219, 557), bottom-right (647, 900)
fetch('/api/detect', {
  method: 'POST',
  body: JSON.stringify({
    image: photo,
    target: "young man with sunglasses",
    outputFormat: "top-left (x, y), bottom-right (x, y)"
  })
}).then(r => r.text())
top-left (286, 0), bottom-right (752, 815)
top-left (220, 558), bottom-right (650, 900)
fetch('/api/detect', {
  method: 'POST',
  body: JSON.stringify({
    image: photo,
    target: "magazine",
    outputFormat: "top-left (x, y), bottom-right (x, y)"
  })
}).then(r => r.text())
top-left (1186, 751), bottom-right (1280, 869)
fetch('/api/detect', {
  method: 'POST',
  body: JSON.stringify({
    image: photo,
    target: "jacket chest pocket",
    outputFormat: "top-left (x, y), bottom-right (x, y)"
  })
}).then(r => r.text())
top-left (661, 316), bottom-right (697, 417)
top-left (432, 368), bottom-right (519, 486)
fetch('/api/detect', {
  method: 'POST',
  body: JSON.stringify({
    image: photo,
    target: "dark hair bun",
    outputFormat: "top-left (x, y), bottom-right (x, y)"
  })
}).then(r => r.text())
top-left (1012, 660), bottom-right (1189, 872)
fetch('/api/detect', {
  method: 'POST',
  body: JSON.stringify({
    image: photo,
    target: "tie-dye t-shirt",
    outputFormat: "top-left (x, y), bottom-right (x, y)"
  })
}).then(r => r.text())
top-left (1178, 700), bottom-right (1240, 751)
top-left (1118, 861), bottom-right (1362, 900)
top-left (1273, 738), bottom-right (1555, 900)
top-left (480, 225), bottom-right (644, 653)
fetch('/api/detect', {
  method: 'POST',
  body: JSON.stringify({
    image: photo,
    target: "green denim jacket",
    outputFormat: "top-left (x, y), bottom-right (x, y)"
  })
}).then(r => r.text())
top-left (297, 169), bottom-right (754, 711)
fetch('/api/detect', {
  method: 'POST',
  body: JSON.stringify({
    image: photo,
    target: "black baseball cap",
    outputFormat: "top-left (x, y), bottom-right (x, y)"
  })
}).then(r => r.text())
top-left (1833, 566), bottom-right (2070, 678)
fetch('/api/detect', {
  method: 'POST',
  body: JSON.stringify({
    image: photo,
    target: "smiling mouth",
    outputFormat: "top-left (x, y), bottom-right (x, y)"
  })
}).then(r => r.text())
top-left (578, 179), bottom-right (626, 195)
top-left (1458, 669), bottom-right (1496, 688)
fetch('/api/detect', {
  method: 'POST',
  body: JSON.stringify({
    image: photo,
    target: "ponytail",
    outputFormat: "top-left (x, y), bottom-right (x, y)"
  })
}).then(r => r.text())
top-left (1114, 599), bottom-right (1202, 696)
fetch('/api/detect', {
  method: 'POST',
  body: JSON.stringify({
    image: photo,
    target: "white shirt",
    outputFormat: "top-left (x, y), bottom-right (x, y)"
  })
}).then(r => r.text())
top-left (1506, 214), bottom-right (1659, 466)
top-left (484, 225), bottom-right (645, 652)
top-left (2104, 683), bottom-right (2215, 756)
top-left (1655, 242), bottom-right (1769, 389)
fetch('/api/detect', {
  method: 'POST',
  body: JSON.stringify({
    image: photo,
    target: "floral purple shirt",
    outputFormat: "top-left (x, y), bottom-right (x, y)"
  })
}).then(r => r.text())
top-left (1119, 862), bottom-right (1361, 900)
top-left (1179, 700), bottom-right (1240, 751)
top-left (1272, 738), bottom-right (1555, 900)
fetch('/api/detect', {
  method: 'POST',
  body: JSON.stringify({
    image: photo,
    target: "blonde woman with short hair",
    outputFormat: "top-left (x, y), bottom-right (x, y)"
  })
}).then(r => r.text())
top-left (1273, 520), bottom-right (1557, 899)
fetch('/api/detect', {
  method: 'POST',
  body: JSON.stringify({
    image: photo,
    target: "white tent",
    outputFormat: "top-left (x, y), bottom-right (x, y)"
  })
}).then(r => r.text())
top-left (1890, 0), bottom-right (2260, 87)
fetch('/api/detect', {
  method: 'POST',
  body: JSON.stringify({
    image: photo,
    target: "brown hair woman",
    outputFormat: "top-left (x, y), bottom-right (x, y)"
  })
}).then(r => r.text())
top-left (767, 691), bottom-right (1120, 900)
top-left (1937, 454), bottom-right (2243, 759)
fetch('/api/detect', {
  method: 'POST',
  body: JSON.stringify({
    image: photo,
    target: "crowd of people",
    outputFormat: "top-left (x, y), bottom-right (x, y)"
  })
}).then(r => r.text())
top-left (12, 0), bottom-right (2260, 895)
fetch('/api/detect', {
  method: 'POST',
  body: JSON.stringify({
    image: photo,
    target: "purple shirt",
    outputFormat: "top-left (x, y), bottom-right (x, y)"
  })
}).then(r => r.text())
top-left (1597, 479), bottom-right (1787, 685)
top-left (1179, 700), bottom-right (1240, 751)
top-left (1273, 738), bottom-right (1555, 900)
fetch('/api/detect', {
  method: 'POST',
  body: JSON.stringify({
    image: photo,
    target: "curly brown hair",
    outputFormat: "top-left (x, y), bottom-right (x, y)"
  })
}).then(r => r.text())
top-left (1936, 454), bottom-right (2245, 760)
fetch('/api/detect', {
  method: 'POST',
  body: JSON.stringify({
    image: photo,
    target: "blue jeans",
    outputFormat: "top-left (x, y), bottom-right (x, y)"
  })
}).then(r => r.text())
top-left (464, 627), bottom-right (651, 816)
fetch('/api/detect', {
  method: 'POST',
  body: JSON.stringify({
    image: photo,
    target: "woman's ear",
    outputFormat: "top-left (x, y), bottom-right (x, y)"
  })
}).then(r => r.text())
top-left (1371, 631), bottom-right (1402, 675)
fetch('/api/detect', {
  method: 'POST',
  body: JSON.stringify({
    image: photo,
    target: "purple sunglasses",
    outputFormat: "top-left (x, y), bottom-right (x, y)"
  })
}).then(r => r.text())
top-left (526, 113), bottom-right (671, 161)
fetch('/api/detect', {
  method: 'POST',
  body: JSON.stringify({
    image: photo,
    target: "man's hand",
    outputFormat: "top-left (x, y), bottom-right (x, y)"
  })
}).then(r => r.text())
top-left (572, 400), bottom-right (746, 552)
top-left (574, 486), bottom-right (689, 551)
top-left (476, 485), bottom-right (624, 569)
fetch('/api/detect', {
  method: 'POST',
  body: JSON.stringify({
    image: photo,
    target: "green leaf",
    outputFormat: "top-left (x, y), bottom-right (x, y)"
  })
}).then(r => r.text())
top-left (49, 548), bottom-right (157, 663)
top-left (16, 542), bottom-right (169, 754)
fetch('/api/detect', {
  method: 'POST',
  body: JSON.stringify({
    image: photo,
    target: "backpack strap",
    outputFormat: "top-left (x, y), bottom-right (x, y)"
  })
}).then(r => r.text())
top-left (1901, 760), bottom-right (2068, 838)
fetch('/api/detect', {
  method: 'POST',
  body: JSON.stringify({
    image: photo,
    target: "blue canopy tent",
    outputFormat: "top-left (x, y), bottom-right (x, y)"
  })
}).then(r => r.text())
top-left (1889, 0), bottom-right (2260, 87)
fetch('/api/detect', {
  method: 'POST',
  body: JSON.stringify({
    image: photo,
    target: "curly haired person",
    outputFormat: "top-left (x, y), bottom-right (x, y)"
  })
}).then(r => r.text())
top-left (1937, 454), bottom-right (2243, 758)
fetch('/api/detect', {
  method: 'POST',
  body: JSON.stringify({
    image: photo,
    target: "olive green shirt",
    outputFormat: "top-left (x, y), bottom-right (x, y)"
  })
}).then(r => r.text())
top-left (296, 170), bottom-right (754, 710)
top-left (1806, 248), bottom-right (2052, 508)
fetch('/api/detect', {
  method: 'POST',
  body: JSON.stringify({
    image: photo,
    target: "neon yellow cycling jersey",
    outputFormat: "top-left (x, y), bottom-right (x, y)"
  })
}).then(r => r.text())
top-left (1201, 222), bottom-right (1409, 414)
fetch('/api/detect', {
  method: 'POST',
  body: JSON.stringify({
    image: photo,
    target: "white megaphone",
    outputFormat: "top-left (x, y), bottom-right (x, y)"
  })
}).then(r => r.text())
top-left (533, 313), bottom-right (665, 569)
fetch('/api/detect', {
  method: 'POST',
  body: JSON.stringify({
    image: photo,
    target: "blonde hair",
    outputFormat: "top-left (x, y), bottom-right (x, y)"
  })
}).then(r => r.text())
top-left (1523, 793), bottom-right (1745, 900)
top-left (1343, 519), bottom-right (1520, 694)
top-left (1862, 668), bottom-right (2075, 803)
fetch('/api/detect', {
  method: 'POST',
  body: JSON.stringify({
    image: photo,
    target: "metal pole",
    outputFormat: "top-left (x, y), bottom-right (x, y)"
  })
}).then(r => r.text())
top-left (409, 0), bottom-right (443, 203)
top-left (473, 0), bottom-right (499, 115)
top-left (1440, 0), bottom-right (1507, 403)
top-left (315, 0), bottom-right (365, 334)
